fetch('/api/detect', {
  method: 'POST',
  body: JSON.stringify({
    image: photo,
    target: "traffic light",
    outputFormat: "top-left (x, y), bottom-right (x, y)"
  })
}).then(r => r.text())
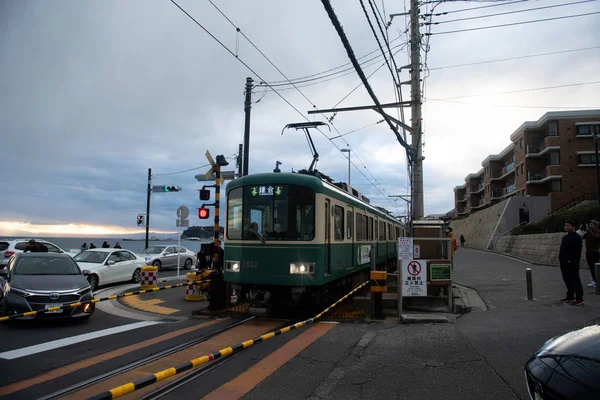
top-left (137, 215), bottom-right (144, 226)
top-left (152, 185), bottom-right (182, 193)
top-left (199, 189), bottom-right (211, 201)
top-left (198, 207), bottom-right (210, 219)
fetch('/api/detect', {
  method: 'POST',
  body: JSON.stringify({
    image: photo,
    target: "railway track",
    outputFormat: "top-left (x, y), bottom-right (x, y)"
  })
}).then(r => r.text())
top-left (37, 316), bottom-right (257, 400)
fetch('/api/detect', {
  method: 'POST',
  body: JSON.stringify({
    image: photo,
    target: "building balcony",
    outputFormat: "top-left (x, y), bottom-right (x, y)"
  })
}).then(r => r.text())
top-left (470, 183), bottom-right (484, 194)
top-left (526, 142), bottom-right (560, 158)
top-left (492, 188), bottom-right (504, 199)
top-left (456, 196), bottom-right (467, 203)
top-left (526, 170), bottom-right (562, 184)
top-left (472, 199), bottom-right (487, 209)
top-left (457, 208), bottom-right (469, 216)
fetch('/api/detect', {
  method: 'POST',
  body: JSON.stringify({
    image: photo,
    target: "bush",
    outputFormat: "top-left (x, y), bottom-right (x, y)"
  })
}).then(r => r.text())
top-left (511, 204), bottom-right (600, 235)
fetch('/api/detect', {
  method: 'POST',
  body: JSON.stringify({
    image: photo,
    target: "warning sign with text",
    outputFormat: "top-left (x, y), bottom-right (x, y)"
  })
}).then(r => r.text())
top-left (398, 237), bottom-right (413, 260)
top-left (402, 259), bottom-right (427, 297)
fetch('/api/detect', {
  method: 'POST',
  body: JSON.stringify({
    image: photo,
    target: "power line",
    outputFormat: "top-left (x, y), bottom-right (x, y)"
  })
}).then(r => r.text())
top-left (430, 81), bottom-right (600, 100)
top-left (153, 156), bottom-right (236, 177)
top-left (423, 0), bottom-right (534, 14)
top-left (428, 46), bottom-right (600, 71)
top-left (425, 98), bottom-right (600, 109)
top-left (427, 0), bottom-right (599, 25)
top-left (329, 119), bottom-right (385, 139)
top-left (425, 11), bottom-right (600, 36)
top-left (320, 0), bottom-right (412, 162)
top-left (203, 0), bottom-right (399, 206)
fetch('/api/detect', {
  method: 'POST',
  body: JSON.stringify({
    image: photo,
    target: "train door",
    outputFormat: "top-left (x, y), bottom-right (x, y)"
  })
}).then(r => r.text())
top-left (325, 199), bottom-right (331, 276)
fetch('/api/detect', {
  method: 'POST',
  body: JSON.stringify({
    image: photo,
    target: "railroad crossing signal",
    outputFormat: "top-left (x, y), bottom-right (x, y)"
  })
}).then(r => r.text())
top-left (137, 214), bottom-right (144, 226)
top-left (152, 185), bottom-right (182, 192)
top-left (199, 189), bottom-right (211, 201)
top-left (198, 207), bottom-right (210, 219)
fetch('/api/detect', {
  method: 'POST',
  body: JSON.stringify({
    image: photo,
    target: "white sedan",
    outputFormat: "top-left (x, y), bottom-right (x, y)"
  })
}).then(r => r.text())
top-left (73, 248), bottom-right (145, 291)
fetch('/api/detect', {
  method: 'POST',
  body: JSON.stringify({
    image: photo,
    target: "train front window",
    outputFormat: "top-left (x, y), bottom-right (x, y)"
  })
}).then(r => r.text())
top-left (227, 185), bottom-right (315, 241)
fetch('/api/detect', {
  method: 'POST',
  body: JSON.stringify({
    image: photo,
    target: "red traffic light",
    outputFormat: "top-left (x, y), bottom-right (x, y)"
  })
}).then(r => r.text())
top-left (137, 215), bottom-right (144, 226)
top-left (198, 207), bottom-right (210, 219)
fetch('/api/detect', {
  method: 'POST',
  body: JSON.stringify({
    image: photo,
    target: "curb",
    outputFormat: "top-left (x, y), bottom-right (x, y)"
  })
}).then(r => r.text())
top-left (468, 247), bottom-right (556, 267)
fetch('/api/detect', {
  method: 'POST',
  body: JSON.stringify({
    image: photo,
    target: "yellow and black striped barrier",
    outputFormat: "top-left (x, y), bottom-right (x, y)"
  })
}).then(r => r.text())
top-left (86, 280), bottom-right (371, 400)
top-left (0, 280), bottom-right (210, 322)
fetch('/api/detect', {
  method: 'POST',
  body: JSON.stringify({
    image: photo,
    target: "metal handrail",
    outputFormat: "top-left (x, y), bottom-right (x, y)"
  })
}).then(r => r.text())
top-left (489, 221), bottom-right (528, 250)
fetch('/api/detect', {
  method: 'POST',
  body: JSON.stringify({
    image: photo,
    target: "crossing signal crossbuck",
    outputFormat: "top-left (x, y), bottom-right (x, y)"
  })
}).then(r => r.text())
top-left (198, 207), bottom-right (210, 219)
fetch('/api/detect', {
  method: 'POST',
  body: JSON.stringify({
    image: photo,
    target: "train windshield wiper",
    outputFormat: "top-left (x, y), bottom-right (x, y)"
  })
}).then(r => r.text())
top-left (251, 230), bottom-right (266, 243)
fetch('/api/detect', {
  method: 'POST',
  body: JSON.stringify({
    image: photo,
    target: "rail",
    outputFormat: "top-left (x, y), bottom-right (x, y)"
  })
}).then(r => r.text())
top-left (550, 192), bottom-right (597, 215)
top-left (86, 280), bottom-right (371, 400)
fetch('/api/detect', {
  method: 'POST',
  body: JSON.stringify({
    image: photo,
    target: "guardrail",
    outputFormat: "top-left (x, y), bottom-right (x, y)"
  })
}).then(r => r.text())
top-left (86, 280), bottom-right (371, 400)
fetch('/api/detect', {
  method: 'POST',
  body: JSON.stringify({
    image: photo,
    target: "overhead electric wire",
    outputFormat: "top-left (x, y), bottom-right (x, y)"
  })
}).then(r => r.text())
top-left (204, 0), bottom-right (398, 205)
top-left (430, 80), bottom-right (600, 101)
top-left (329, 120), bottom-right (385, 139)
top-left (423, 0), bottom-right (533, 14)
top-left (427, 0), bottom-right (599, 25)
top-left (320, 0), bottom-right (412, 163)
top-left (153, 156), bottom-right (236, 177)
top-left (426, 98), bottom-right (600, 109)
top-left (428, 46), bottom-right (600, 71)
top-left (420, 0), bottom-right (531, 5)
top-left (425, 11), bottom-right (600, 36)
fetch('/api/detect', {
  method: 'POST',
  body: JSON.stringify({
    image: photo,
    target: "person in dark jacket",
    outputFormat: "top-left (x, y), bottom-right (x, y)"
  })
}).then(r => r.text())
top-left (114, 242), bottom-right (122, 249)
top-left (460, 234), bottom-right (466, 247)
top-left (23, 239), bottom-right (48, 253)
top-left (89, 243), bottom-right (97, 249)
top-left (582, 219), bottom-right (600, 288)
top-left (102, 241), bottom-right (110, 248)
top-left (559, 220), bottom-right (584, 305)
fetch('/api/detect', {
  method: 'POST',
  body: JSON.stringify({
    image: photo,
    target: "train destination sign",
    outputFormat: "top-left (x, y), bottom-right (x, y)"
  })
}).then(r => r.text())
top-left (251, 186), bottom-right (283, 197)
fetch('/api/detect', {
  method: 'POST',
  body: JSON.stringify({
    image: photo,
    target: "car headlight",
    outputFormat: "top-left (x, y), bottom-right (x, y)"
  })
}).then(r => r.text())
top-left (225, 260), bottom-right (241, 273)
top-left (290, 262), bottom-right (315, 275)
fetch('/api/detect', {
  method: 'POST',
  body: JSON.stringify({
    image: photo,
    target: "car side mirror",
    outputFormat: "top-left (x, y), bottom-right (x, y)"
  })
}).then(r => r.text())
top-left (164, 252), bottom-right (170, 256)
top-left (107, 260), bottom-right (116, 266)
top-left (82, 269), bottom-right (91, 276)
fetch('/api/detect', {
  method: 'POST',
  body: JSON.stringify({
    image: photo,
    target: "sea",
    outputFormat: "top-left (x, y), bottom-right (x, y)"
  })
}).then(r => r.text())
top-left (0, 236), bottom-right (216, 254)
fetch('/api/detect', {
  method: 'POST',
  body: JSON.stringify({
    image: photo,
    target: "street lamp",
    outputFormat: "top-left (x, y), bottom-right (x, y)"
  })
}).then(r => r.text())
top-left (594, 125), bottom-right (600, 205)
top-left (341, 148), bottom-right (351, 185)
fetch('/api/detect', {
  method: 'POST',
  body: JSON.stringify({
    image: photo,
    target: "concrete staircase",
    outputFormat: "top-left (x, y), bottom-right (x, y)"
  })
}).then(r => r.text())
top-left (450, 200), bottom-right (508, 250)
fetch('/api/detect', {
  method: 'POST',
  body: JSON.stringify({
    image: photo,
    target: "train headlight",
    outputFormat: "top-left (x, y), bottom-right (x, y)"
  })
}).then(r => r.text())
top-left (290, 262), bottom-right (315, 275)
top-left (225, 260), bottom-right (241, 273)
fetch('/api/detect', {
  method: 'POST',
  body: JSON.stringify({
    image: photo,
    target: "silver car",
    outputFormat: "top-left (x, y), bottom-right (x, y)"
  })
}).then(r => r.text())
top-left (139, 246), bottom-right (197, 271)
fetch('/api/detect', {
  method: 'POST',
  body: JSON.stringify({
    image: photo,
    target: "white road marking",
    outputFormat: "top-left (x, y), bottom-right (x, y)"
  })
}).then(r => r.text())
top-left (0, 321), bottom-right (162, 360)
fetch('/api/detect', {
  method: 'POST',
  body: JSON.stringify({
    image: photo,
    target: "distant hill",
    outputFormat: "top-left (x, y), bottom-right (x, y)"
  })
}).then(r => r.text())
top-left (182, 226), bottom-right (224, 239)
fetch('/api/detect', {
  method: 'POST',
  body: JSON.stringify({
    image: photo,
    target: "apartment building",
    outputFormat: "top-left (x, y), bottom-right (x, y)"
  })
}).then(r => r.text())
top-left (454, 110), bottom-right (600, 217)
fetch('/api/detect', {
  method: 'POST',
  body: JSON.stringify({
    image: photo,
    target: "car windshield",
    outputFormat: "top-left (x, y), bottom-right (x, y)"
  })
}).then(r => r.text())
top-left (141, 246), bottom-right (166, 254)
top-left (15, 256), bottom-right (81, 275)
top-left (74, 251), bottom-right (110, 264)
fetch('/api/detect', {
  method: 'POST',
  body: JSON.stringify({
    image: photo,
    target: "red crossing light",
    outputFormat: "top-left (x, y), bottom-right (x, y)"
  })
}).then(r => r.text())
top-left (198, 207), bottom-right (210, 219)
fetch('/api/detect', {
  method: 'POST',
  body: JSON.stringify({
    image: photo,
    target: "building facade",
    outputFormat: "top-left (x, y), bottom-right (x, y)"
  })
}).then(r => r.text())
top-left (453, 110), bottom-right (599, 217)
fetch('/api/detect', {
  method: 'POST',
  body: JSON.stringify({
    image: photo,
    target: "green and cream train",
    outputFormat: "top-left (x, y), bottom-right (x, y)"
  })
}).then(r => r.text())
top-left (223, 171), bottom-right (408, 308)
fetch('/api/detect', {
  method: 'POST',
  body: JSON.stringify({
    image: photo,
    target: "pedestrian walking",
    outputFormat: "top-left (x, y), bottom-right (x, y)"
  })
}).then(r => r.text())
top-left (581, 219), bottom-right (600, 288)
top-left (114, 242), bottom-right (122, 249)
top-left (102, 241), bottom-right (110, 248)
top-left (559, 220), bottom-right (584, 306)
top-left (460, 234), bottom-right (466, 247)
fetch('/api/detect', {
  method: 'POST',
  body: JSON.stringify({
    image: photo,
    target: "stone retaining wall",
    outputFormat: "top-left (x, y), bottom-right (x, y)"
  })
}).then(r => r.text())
top-left (450, 200), bottom-right (507, 250)
top-left (495, 233), bottom-right (589, 267)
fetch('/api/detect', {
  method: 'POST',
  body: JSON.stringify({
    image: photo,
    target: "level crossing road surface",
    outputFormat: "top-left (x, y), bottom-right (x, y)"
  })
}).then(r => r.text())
top-left (0, 248), bottom-right (598, 399)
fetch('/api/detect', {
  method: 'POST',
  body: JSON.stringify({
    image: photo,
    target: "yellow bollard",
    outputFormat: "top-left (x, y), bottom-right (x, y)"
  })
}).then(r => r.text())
top-left (185, 272), bottom-right (206, 301)
top-left (140, 266), bottom-right (158, 290)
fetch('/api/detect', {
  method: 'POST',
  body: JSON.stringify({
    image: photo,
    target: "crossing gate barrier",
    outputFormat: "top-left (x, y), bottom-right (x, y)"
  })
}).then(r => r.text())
top-left (370, 271), bottom-right (387, 320)
top-left (140, 266), bottom-right (158, 290)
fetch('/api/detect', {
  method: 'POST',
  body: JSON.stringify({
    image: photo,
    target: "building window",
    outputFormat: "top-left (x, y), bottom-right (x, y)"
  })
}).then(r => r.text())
top-left (576, 124), bottom-right (599, 136)
top-left (578, 153), bottom-right (597, 165)
top-left (521, 165), bottom-right (524, 174)
top-left (550, 151), bottom-right (560, 165)
top-left (551, 180), bottom-right (562, 192)
top-left (519, 139), bottom-right (523, 148)
top-left (334, 206), bottom-right (344, 241)
top-left (549, 122), bottom-right (558, 136)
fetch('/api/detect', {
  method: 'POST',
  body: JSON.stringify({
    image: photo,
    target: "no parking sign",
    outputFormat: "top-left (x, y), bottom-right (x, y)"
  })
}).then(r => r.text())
top-left (402, 259), bottom-right (427, 297)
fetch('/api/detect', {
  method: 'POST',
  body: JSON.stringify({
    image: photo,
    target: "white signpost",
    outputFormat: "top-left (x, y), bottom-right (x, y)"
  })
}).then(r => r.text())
top-left (398, 237), bottom-right (413, 261)
top-left (402, 259), bottom-right (427, 297)
top-left (176, 206), bottom-right (190, 279)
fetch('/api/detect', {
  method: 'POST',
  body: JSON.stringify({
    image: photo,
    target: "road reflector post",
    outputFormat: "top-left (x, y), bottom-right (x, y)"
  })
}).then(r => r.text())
top-left (370, 271), bottom-right (387, 319)
top-left (140, 266), bottom-right (158, 290)
top-left (526, 268), bottom-right (533, 301)
top-left (185, 272), bottom-right (205, 301)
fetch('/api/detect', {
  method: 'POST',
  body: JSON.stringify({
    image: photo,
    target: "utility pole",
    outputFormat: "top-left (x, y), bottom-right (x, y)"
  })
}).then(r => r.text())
top-left (410, 0), bottom-right (424, 221)
top-left (145, 168), bottom-right (151, 250)
top-left (243, 77), bottom-right (253, 176)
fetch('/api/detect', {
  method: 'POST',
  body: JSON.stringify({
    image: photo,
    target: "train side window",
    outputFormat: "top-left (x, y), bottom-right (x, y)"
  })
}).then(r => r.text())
top-left (362, 215), bottom-right (367, 242)
top-left (379, 221), bottom-right (385, 241)
top-left (374, 219), bottom-right (378, 241)
top-left (227, 187), bottom-right (243, 240)
top-left (356, 213), bottom-right (363, 241)
top-left (334, 205), bottom-right (344, 241)
top-left (388, 223), bottom-right (392, 241)
top-left (346, 210), bottom-right (353, 239)
top-left (368, 217), bottom-right (373, 241)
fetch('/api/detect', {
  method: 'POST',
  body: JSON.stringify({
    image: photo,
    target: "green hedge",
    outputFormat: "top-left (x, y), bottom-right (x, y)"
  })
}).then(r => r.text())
top-left (511, 204), bottom-right (600, 235)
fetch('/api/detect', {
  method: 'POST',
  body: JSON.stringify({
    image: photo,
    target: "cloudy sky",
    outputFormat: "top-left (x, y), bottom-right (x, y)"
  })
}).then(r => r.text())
top-left (1, 0), bottom-right (599, 237)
